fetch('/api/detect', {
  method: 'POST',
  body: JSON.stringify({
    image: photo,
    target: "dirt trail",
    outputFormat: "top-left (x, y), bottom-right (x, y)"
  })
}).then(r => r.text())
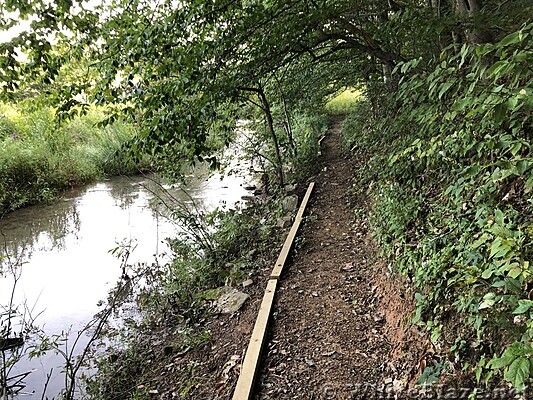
top-left (151, 117), bottom-right (423, 400)
top-left (254, 117), bottom-right (418, 399)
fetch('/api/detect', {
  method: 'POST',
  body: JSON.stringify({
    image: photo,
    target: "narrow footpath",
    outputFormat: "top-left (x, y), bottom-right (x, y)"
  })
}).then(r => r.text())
top-left (254, 117), bottom-right (422, 399)
top-left (156, 117), bottom-right (424, 400)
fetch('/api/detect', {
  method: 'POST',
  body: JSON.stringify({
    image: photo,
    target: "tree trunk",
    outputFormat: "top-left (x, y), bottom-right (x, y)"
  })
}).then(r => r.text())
top-left (257, 85), bottom-right (285, 187)
top-left (454, 0), bottom-right (493, 44)
top-left (274, 74), bottom-right (297, 156)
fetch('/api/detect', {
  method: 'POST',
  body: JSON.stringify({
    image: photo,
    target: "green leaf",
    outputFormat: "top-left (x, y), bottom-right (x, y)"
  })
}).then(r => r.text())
top-left (438, 81), bottom-right (454, 99)
top-left (486, 61), bottom-right (509, 78)
top-left (494, 209), bottom-right (505, 225)
top-left (513, 300), bottom-right (533, 314)
top-left (508, 267), bottom-right (522, 279)
top-left (493, 103), bottom-right (506, 124)
top-left (482, 268), bottom-right (495, 279)
top-left (452, 97), bottom-right (471, 111)
top-left (488, 354), bottom-right (516, 369)
top-left (490, 237), bottom-right (503, 258)
top-left (516, 160), bottom-right (529, 175)
top-left (507, 96), bottom-right (520, 111)
top-left (504, 357), bottom-right (530, 388)
top-left (479, 293), bottom-right (496, 310)
top-left (510, 142), bottom-right (522, 156)
top-left (499, 31), bottom-right (524, 47)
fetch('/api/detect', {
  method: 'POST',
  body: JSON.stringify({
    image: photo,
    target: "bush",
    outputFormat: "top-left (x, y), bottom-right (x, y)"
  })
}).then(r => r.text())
top-left (344, 24), bottom-right (532, 389)
top-left (288, 112), bottom-right (328, 180)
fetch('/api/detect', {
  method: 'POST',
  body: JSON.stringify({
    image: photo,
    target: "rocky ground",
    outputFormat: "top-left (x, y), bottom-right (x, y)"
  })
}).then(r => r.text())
top-left (135, 117), bottom-right (428, 400)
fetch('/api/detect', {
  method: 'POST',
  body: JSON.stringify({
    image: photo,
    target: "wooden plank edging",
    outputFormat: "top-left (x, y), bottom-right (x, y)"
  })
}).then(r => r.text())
top-left (231, 279), bottom-right (278, 400)
top-left (270, 181), bottom-right (315, 280)
top-left (232, 182), bottom-right (315, 400)
top-left (318, 136), bottom-right (326, 155)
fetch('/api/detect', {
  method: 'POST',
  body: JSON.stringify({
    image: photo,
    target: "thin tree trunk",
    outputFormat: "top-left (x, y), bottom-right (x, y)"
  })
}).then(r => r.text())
top-left (274, 74), bottom-right (297, 156)
top-left (257, 84), bottom-right (285, 187)
top-left (454, 0), bottom-right (493, 44)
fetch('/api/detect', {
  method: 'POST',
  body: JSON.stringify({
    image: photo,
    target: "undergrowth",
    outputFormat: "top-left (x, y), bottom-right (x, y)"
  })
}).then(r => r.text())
top-left (344, 24), bottom-right (532, 390)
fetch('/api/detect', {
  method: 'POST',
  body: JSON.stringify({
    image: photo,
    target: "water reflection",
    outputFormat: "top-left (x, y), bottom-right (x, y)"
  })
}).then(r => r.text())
top-left (0, 197), bottom-right (81, 260)
top-left (0, 170), bottom-right (250, 398)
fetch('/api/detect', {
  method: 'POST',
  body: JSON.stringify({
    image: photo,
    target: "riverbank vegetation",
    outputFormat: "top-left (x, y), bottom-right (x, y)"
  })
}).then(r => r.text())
top-left (0, 103), bottom-right (149, 214)
top-left (1, 0), bottom-right (531, 395)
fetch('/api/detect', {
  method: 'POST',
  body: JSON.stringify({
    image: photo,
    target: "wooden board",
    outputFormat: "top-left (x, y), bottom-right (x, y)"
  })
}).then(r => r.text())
top-left (232, 279), bottom-right (278, 400)
top-left (318, 136), bottom-right (326, 155)
top-left (231, 181), bottom-right (316, 400)
top-left (270, 181), bottom-right (315, 280)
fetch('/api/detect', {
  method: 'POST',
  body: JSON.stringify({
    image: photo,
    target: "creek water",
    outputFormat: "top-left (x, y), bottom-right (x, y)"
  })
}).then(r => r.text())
top-left (0, 168), bottom-right (251, 398)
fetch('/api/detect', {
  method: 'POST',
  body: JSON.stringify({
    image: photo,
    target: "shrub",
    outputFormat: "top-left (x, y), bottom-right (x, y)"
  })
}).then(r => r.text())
top-left (344, 24), bottom-right (532, 388)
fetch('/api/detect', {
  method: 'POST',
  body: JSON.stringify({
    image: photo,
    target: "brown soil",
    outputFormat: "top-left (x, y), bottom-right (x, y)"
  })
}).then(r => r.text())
top-left (253, 117), bottom-right (427, 399)
top-left (141, 117), bottom-right (427, 399)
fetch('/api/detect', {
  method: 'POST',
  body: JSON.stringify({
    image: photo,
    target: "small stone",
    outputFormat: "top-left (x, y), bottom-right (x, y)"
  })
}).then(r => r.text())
top-left (282, 195), bottom-right (299, 211)
top-left (216, 289), bottom-right (250, 314)
top-left (284, 183), bottom-right (297, 193)
top-left (341, 263), bottom-right (353, 272)
top-left (242, 279), bottom-right (254, 288)
top-left (311, 291), bottom-right (319, 297)
top-left (277, 215), bottom-right (293, 228)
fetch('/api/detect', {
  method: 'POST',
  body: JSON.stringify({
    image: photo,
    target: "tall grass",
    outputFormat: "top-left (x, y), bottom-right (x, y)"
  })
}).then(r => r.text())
top-left (325, 88), bottom-right (362, 116)
top-left (0, 104), bottom-right (149, 213)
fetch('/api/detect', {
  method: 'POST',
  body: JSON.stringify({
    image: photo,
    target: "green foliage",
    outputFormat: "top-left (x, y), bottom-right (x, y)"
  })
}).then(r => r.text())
top-left (344, 24), bottom-right (532, 388)
top-left (325, 89), bottom-right (362, 116)
top-left (142, 196), bottom-right (283, 323)
top-left (287, 112), bottom-right (329, 180)
top-left (0, 104), bottom-right (149, 213)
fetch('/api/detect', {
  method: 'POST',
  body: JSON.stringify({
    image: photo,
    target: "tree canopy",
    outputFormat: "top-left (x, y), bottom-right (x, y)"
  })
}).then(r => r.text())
top-left (0, 0), bottom-right (530, 179)
top-left (1, 0), bottom-right (532, 391)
